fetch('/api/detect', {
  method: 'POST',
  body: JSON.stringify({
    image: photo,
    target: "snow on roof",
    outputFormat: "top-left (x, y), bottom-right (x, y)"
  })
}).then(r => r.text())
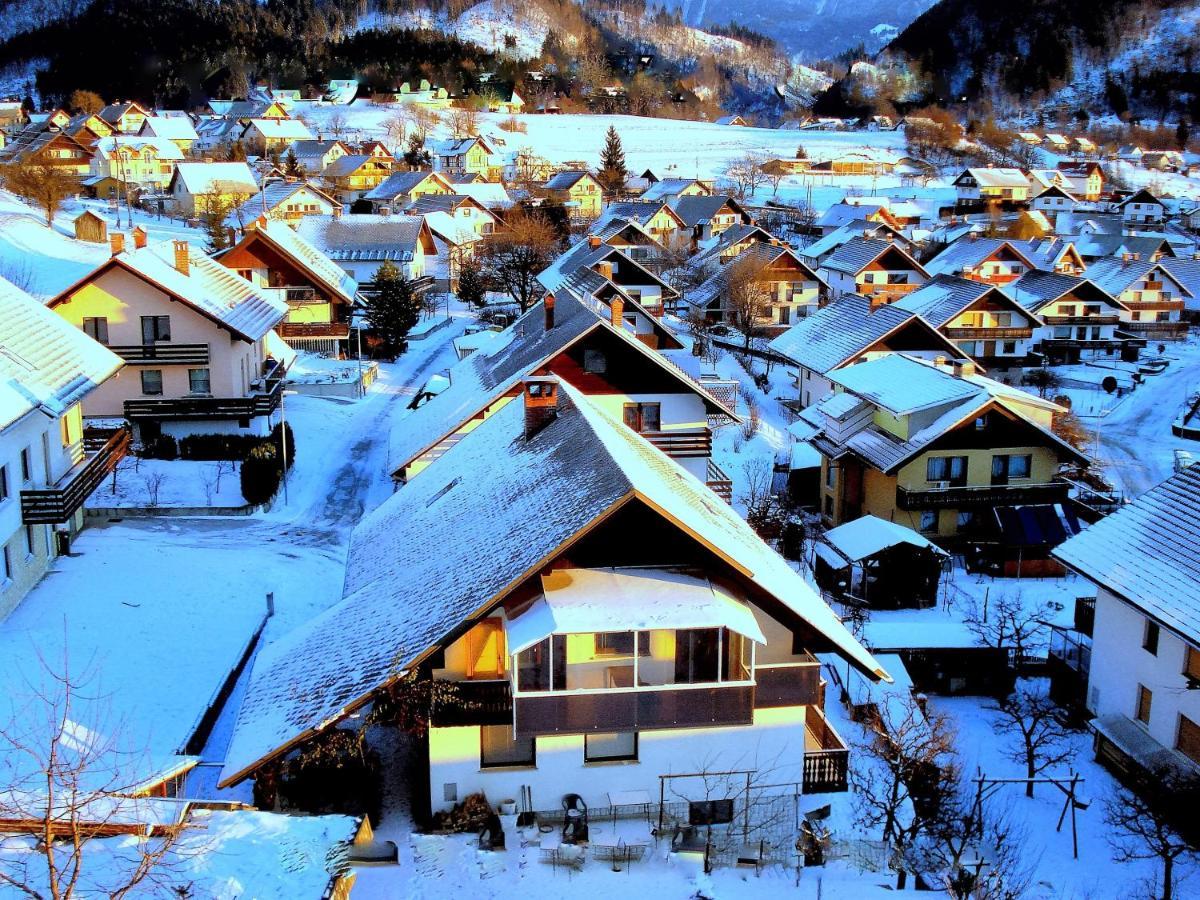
top-left (1054, 464), bottom-right (1200, 644)
top-left (94, 135), bottom-right (184, 160)
top-left (828, 354), bottom-right (980, 416)
top-left (686, 242), bottom-right (822, 310)
top-left (670, 194), bottom-right (740, 228)
top-left (641, 178), bottom-right (708, 201)
top-left (250, 220), bottom-right (359, 305)
top-left (139, 115), bottom-right (199, 141)
top-left (1006, 270), bottom-right (1120, 312)
top-left (892, 275), bottom-right (997, 327)
top-left (363, 169), bottom-right (448, 202)
top-left (320, 154), bottom-right (378, 178)
top-left (821, 237), bottom-right (923, 277)
top-left (1082, 256), bottom-right (1192, 298)
top-left (171, 161), bottom-right (257, 195)
top-left (821, 514), bottom-right (948, 566)
top-left (506, 567), bottom-right (767, 654)
top-left (544, 169), bottom-right (594, 190)
top-left (422, 209), bottom-right (479, 246)
top-left (1162, 258), bottom-right (1200, 308)
top-left (244, 118), bottom-right (314, 140)
top-left (222, 382), bottom-right (887, 784)
top-left (961, 167), bottom-right (1029, 189)
top-left (225, 180), bottom-right (338, 226)
top-left (923, 237), bottom-right (1035, 278)
top-left (451, 180), bottom-right (512, 208)
top-left (295, 214), bottom-right (426, 262)
top-left (0, 276), bottom-right (122, 431)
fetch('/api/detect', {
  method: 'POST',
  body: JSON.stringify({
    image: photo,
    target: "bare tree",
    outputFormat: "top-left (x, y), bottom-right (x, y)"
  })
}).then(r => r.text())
top-left (739, 457), bottom-right (782, 538)
top-left (964, 592), bottom-right (1053, 669)
top-left (448, 106), bottom-right (480, 140)
top-left (0, 652), bottom-right (191, 897)
top-left (1106, 766), bottom-right (1200, 900)
top-left (326, 112), bottom-right (349, 139)
top-left (383, 112), bottom-right (409, 151)
top-left (992, 688), bottom-right (1075, 797)
top-left (2, 163), bottom-right (80, 226)
top-left (723, 152), bottom-right (769, 199)
top-left (477, 210), bottom-right (561, 311)
top-left (725, 254), bottom-right (772, 352)
top-left (142, 472), bottom-right (166, 507)
top-left (409, 106), bottom-right (441, 145)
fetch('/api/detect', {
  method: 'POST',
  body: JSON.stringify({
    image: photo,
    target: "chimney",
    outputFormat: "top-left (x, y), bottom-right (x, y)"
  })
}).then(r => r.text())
top-left (597, 260), bottom-right (613, 281)
top-left (332, 205), bottom-right (343, 219)
top-left (132, 227), bottom-right (147, 249)
top-left (610, 295), bottom-right (624, 328)
top-left (522, 376), bottom-right (560, 440)
top-left (109, 232), bottom-right (125, 256)
top-left (934, 355), bottom-right (947, 368)
top-left (1121, 252), bottom-right (1131, 264)
top-left (588, 235), bottom-right (602, 248)
top-left (173, 240), bottom-right (189, 276)
top-left (952, 359), bottom-right (976, 379)
top-left (380, 205), bottom-right (391, 217)
top-left (544, 293), bottom-right (555, 330)
top-left (1131, 252), bottom-right (1140, 262)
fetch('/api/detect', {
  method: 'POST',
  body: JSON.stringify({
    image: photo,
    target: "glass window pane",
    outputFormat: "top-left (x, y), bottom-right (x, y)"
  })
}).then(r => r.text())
top-left (480, 725), bottom-right (534, 768)
top-left (517, 638), bottom-right (550, 692)
top-left (723, 629), bottom-right (748, 681)
top-left (584, 731), bottom-right (637, 762)
top-left (638, 629), bottom-right (677, 686)
top-left (675, 628), bottom-right (720, 684)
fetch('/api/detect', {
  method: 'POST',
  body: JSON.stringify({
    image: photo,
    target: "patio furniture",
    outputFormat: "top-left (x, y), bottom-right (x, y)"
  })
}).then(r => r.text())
top-left (607, 789), bottom-right (653, 828)
top-left (478, 813), bottom-right (505, 851)
top-left (562, 793), bottom-right (589, 844)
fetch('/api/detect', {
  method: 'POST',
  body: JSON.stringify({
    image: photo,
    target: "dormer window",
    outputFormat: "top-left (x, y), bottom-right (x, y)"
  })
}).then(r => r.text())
top-left (583, 349), bottom-right (606, 374)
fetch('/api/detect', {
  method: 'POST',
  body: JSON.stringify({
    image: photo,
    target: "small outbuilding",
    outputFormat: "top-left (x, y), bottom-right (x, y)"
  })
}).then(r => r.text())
top-left (73, 209), bottom-right (109, 244)
top-left (813, 514), bottom-right (949, 609)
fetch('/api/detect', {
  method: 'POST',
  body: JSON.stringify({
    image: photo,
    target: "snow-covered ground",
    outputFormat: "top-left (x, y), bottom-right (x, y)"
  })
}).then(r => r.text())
top-left (86, 457), bottom-right (248, 509)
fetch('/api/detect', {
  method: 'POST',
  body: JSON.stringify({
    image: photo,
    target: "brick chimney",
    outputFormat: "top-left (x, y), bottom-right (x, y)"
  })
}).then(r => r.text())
top-left (588, 235), bottom-right (602, 248)
top-left (132, 226), bottom-right (147, 249)
top-left (109, 232), bottom-right (125, 256)
top-left (544, 293), bottom-right (556, 330)
top-left (173, 240), bottom-right (190, 276)
top-left (952, 359), bottom-right (976, 379)
top-left (522, 376), bottom-right (560, 440)
top-left (610, 295), bottom-right (624, 328)
top-left (597, 260), bottom-right (613, 281)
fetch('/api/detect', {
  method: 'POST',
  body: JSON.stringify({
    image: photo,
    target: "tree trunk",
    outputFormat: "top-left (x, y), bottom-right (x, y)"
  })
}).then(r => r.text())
top-left (1026, 755), bottom-right (1036, 797)
top-left (1162, 854), bottom-right (1173, 900)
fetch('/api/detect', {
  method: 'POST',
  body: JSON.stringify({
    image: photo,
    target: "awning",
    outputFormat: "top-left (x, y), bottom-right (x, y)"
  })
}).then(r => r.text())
top-left (505, 568), bottom-right (766, 654)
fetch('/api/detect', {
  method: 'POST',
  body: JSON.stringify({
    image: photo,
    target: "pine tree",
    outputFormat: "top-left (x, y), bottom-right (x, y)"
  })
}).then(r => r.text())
top-left (1177, 119), bottom-right (1191, 150)
top-left (284, 148), bottom-right (304, 178)
top-left (455, 256), bottom-right (487, 307)
top-left (200, 194), bottom-right (235, 253)
top-left (597, 125), bottom-right (627, 193)
top-left (365, 260), bottom-right (422, 356)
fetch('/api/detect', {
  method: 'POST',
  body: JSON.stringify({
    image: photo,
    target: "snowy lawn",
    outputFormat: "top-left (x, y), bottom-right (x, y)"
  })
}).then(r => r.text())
top-left (288, 351), bottom-right (376, 386)
top-left (86, 458), bottom-right (248, 509)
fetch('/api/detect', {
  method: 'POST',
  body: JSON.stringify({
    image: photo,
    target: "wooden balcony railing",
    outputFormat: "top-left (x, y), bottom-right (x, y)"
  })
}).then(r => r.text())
top-left (109, 343), bottom-right (210, 365)
top-left (1123, 321), bottom-right (1189, 337)
top-left (943, 327), bottom-right (1033, 340)
top-left (514, 684), bottom-right (754, 738)
top-left (803, 706), bottom-right (848, 793)
top-left (753, 659), bottom-right (822, 709)
top-left (21, 427), bottom-right (131, 525)
top-left (1041, 315), bottom-right (1121, 325)
top-left (706, 459), bottom-right (733, 503)
top-left (430, 680), bottom-right (513, 727)
top-left (897, 481), bottom-right (1070, 509)
top-left (278, 322), bottom-right (350, 339)
top-left (642, 428), bottom-right (712, 459)
top-left (124, 368), bottom-right (284, 421)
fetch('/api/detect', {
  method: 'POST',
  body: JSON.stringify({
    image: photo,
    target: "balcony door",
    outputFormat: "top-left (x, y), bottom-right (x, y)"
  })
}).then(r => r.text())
top-left (466, 618), bottom-right (505, 679)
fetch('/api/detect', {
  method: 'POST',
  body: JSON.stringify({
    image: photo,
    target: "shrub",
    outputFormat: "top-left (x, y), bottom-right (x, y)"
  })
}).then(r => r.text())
top-left (179, 433), bottom-right (263, 461)
top-left (270, 421), bottom-right (296, 470)
top-left (240, 443), bottom-right (282, 505)
top-left (141, 434), bottom-right (178, 460)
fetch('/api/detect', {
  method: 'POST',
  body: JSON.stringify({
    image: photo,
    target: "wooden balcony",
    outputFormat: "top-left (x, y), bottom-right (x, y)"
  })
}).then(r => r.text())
top-left (1124, 299), bottom-right (1184, 312)
top-left (897, 480), bottom-right (1070, 509)
top-left (1123, 321), bottom-right (1189, 337)
top-left (278, 322), bottom-right (350, 339)
top-left (1041, 315), bottom-right (1121, 325)
top-left (943, 326), bottom-right (1033, 340)
top-left (109, 343), bottom-right (210, 365)
top-left (642, 428), bottom-right (712, 459)
top-left (802, 706), bottom-right (848, 793)
top-left (706, 459), bottom-right (733, 503)
top-left (513, 684), bottom-right (754, 738)
top-left (753, 659), bottom-right (822, 709)
top-left (21, 427), bottom-right (131, 525)
top-left (124, 365), bottom-right (285, 421)
top-left (430, 680), bottom-right (513, 727)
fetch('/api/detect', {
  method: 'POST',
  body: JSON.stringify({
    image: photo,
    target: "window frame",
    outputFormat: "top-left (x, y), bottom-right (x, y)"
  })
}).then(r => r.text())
top-left (1143, 620), bottom-right (1160, 656)
top-left (1135, 683), bottom-right (1153, 725)
top-left (583, 731), bottom-right (639, 764)
top-left (140, 369), bottom-right (164, 396)
top-left (479, 724), bottom-right (536, 769)
top-left (188, 367), bottom-right (212, 396)
top-left (140, 315), bottom-right (171, 344)
top-left (82, 316), bottom-right (109, 345)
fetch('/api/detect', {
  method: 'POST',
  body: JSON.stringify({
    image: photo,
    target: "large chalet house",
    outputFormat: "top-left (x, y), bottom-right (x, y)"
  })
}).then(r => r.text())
top-left (1007, 270), bottom-right (1133, 362)
top-left (97, 101), bottom-right (151, 134)
top-left (539, 237), bottom-right (680, 317)
top-left (47, 240), bottom-right (289, 441)
top-left (603, 200), bottom-right (688, 247)
top-left (670, 195), bottom-right (752, 246)
top-left (221, 219), bottom-right (360, 355)
top-left (1053, 464), bottom-right (1200, 779)
top-left (768, 295), bottom-right (971, 409)
top-left (0, 279), bottom-right (125, 618)
top-left (296, 214), bottom-right (437, 287)
top-left (894, 275), bottom-right (1041, 375)
top-left (389, 289), bottom-right (737, 495)
top-left (320, 154), bottom-right (394, 203)
top-left (818, 237), bottom-right (928, 303)
top-left (953, 168), bottom-right (1031, 206)
top-left (225, 181), bottom-right (342, 233)
top-left (137, 115), bottom-right (199, 153)
top-left (168, 162), bottom-right (258, 218)
top-left (430, 135), bottom-right (502, 182)
top-left (1084, 256), bottom-right (1192, 339)
top-left (542, 170), bottom-right (605, 220)
top-left (923, 237), bottom-right (1037, 286)
top-left (85, 135), bottom-right (183, 197)
top-left (685, 241), bottom-right (827, 331)
top-left (1117, 189), bottom-right (1165, 225)
top-left (219, 376), bottom-right (887, 821)
top-left (0, 124), bottom-right (92, 173)
top-left (797, 354), bottom-right (1086, 540)
top-left (363, 170), bottom-right (454, 211)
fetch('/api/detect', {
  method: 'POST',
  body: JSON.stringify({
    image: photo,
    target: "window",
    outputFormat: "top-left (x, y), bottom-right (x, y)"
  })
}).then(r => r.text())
top-left (480, 724), bottom-right (535, 768)
top-left (926, 456), bottom-right (967, 485)
top-left (24, 525), bottom-right (35, 556)
top-left (1059, 304), bottom-right (1077, 317)
top-left (1003, 341), bottom-right (1017, 354)
top-left (141, 370), bottom-right (163, 396)
top-left (1, 544), bottom-right (9, 581)
top-left (583, 349), bottom-right (607, 374)
top-left (1143, 620), bottom-right (1160, 655)
top-left (140, 315), bottom-right (171, 344)
top-left (82, 317), bottom-right (109, 345)
top-left (594, 632), bottom-right (635, 656)
top-left (1135, 684), bottom-right (1153, 725)
top-left (584, 732), bottom-right (638, 763)
top-left (956, 511), bottom-right (975, 529)
top-left (18, 448), bottom-right (30, 483)
top-left (1184, 645), bottom-right (1200, 682)
top-left (622, 403), bottom-right (661, 433)
top-left (0, 465), bottom-right (8, 502)
top-left (974, 414), bottom-right (988, 430)
top-left (824, 464), bottom-right (835, 489)
top-left (919, 510), bottom-right (938, 533)
top-left (188, 368), bottom-right (211, 395)
top-left (992, 454), bottom-right (1032, 484)
top-left (1178, 715), bottom-right (1200, 765)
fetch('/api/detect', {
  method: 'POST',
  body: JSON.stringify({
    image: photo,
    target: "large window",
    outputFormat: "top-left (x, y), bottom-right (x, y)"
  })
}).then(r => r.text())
top-left (1135, 684), bottom-right (1153, 725)
top-left (141, 370), bottom-right (163, 396)
top-left (480, 725), bottom-right (535, 769)
top-left (584, 732), bottom-right (638, 763)
top-left (992, 454), bottom-right (1032, 484)
top-left (622, 403), bottom-right (661, 433)
top-left (926, 456), bottom-right (967, 485)
top-left (140, 315), bottom-right (171, 344)
top-left (188, 368), bottom-right (211, 395)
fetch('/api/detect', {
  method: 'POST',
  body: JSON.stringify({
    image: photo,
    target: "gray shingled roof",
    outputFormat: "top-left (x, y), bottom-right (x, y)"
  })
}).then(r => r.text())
top-left (923, 238), bottom-right (1036, 278)
top-left (893, 275), bottom-right (1033, 328)
top-left (670, 195), bottom-right (742, 228)
top-left (221, 382), bottom-right (887, 785)
top-left (1006, 270), bottom-right (1121, 313)
top-left (295, 215), bottom-right (425, 262)
top-left (1054, 464), bottom-right (1200, 643)
top-left (821, 237), bottom-right (922, 277)
top-left (1085, 257), bottom-right (1193, 299)
top-left (685, 242), bottom-right (823, 311)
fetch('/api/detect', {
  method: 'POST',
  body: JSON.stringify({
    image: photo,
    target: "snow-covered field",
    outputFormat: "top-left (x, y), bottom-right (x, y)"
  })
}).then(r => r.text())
top-left (86, 458), bottom-right (248, 509)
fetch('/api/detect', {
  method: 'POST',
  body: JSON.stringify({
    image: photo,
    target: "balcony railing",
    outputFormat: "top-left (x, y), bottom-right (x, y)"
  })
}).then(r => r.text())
top-left (21, 427), bottom-right (131, 524)
top-left (753, 659), bottom-right (822, 709)
top-left (1041, 315), bottom-right (1121, 325)
top-left (278, 322), bottom-right (350, 339)
top-left (642, 428), bottom-right (712, 459)
top-left (897, 481), bottom-right (1070, 509)
top-left (1123, 299), bottom-right (1184, 311)
top-left (1123, 321), bottom-right (1189, 337)
top-left (803, 706), bottom-right (848, 793)
top-left (513, 684), bottom-right (754, 738)
top-left (430, 680), bottom-right (513, 727)
top-left (109, 343), bottom-right (210, 365)
top-left (124, 365), bottom-right (285, 421)
top-left (943, 327), bottom-right (1033, 340)
top-left (706, 459), bottom-right (733, 503)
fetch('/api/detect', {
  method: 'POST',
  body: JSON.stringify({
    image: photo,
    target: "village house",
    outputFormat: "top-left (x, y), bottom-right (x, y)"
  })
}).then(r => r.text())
top-left (1056, 161), bottom-right (1106, 201)
top-left (1053, 463), bottom-right (1200, 780)
top-left (225, 181), bottom-right (342, 232)
top-left (685, 241), bottom-right (827, 331)
top-left (0, 124), bottom-right (92, 173)
top-left (798, 354), bottom-right (1085, 540)
top-left (687, 223), bottom-right (777, 272)
top-left (806, 151), bottom-right (895, 176)
top-left (924, 237), bottom-right (1038, 286)
top-left (542, 170), bottom-right (605, 220)
top-left (1007, 270), bottom-right (1132, 363)
top-left (320, 154), bottom-right (394, 204)
top-left (240, 117), bottom-right (315, 156)
top-left (168, 161), bottom-right (258, 218)
top-left (603, 200), bottom-right (688, 247)
top-left (364, 170), bottom-right (455, 211)
top-left (407, 194), bottom-right (501, 240)
top-left (641, 178), bottom-right (712, 202)
top-left (669, 195), bottom-right (752, 246)
top-left (137, 115), bottom-right (199, 153)
top-left (97, 100), bottom-right (151, 134)
top-left (1082, 256), bottom-right (1192, 339)
top-left (587, 217), bottom-right (667, 268)
top-left (85, 135), bottom-right (183, 197)
top-left (218, 374), bottom-right (886, 820)
top-left (767, 294), bottom-right (971, 408)
top-left (818, 237), bottom-right (928, 302)
top-left (539, 236), bottom-right (680, 316)
top-left (1031, 184), bottom-right (1080, 214)
top-left (953, 168), bottom-right (1031, 206)
top-left (287, 139), bottom-right (350, 175)
top-left (815, 201), bottom-right (899, 236)
top-left (893, 275), bottom-right (1041, 374)
top-left (1140, 150), bottom-right (1185, 172)
top-left (800, 222), bottom-right (914, 269)
top-left (46, 238), bottom-right (289, 440)
top-left (64, 111), bottom-right (113, 147)
top-left (1117, 189), bottom-right (1166, 225)
top-left (430, 135), bottom-right (502, 182)
top-left (1018, 238), bottom-right (1088, 275)
top-left (0, 278), bottom-right (125, 619)
top-left (221, 218), bottom-right (360, 355)
top-left (296, 213), bottom-right (437, 287)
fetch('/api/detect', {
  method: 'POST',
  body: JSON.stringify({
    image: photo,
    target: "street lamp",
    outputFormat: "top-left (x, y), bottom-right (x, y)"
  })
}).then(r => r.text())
top-left (278, 389), bottom-right (299, 505)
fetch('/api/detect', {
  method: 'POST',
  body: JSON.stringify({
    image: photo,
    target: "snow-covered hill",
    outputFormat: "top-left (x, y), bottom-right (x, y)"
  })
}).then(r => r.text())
top-left (353, 1), bottom-right (559, 61)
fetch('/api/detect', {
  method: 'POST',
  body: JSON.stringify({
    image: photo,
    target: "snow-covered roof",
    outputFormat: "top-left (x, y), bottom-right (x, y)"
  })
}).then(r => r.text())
top-left (1006, 270), bottom-right (1123, 312)
top-left (93, 135), bottom-right (184, 160)
top-left (642, 178), bottom-right (708, 201)
top-left (1084, 256), bottom-right (1193, 298)
top-left (820, 237), bottom-right (924, 277)
top-left (821, 514), bottom-right (948, 565)
top-left (1054, 464), bottom-right (1200, 644)
top-left (1161, 258), bottom-right (1200, 307)
top-left (893, 275), bottom-right (1036, 329)
top-left (451, 180), bottom-right (512, 209)
top-left (225, 180), bottom-right (339, 226)
top-left (923, 237), bottom-right (1036, 278)
top-left (320, 154), bottom-right (379, 178)
top-left (670, 194), bottom-right (743, 228)
top-left (506, 567), bottom-right (767, 654)
top-left (244, 220), bottom-right (359, 305)
top-left (544, 169), bottom-right (595, 191)
top-left (960, 167), bottom-right (1030, 189)
top-left (295, 214), bottom-right (428, 263)
top-left (363, 169), bottom-right (450, 202)
top-left (139, 115), bottom-right (199, 141)
top-left (828, 353), bottom-right (981, 416)
top-left (221, 382), bottom-right (887, 785)
top-left (244, 118), bottom-right (314, 140)
top-left (171, 161), bottom-right (257, 196)
top-left (686, 242), bottom-right (823, 310)
top-left (0, 276), bottom-right (122, 431)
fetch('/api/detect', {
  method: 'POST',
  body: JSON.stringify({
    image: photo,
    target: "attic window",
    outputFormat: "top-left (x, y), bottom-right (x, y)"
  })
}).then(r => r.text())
top-left (583, 350), bottom-right (607, 374)
top-left (425, 476), bottom-right (462, 508)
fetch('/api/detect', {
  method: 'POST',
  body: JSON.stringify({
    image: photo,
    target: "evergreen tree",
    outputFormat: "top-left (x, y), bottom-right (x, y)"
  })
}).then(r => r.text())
top-left (200, 194), bottom-right (235, 253)
top-left (455, 255), bottom-right (487, 307)
top-left (284, 148), bottom-right (304, 178)
top-left (404, 133), bottom-right (430, 169)
top-left (597, 125), bottom-right (628, 193)
top-left (365, 260), bottom-right (421, 356)
top-left (1177, 119), bottom-right (1191, 150)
